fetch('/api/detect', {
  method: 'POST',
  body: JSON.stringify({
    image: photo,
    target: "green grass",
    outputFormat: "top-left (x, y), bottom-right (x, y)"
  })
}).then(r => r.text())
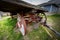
top-left (26, 24), bottom-right (53, 40)
top-left (0, 14), bottom-right (60, 40)
top-left (47, 14), bottom-right (60, 33)
top-left (47, 14), bottom-right (60, 40)
top-left (0, 17), bottom-right (52, 40)
top-left (0, 17), bottom-right (23, 40)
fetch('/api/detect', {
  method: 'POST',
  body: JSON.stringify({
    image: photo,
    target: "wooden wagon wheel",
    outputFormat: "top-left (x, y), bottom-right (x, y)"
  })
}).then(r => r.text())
top-left (39, 13), bottom-right (60, 37)
top-left (38, 12), bottom-right (47, 25)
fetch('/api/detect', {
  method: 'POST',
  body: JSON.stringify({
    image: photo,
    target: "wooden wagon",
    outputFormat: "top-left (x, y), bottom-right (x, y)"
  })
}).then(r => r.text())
top-left (0, 0), bottom-right (48, 36)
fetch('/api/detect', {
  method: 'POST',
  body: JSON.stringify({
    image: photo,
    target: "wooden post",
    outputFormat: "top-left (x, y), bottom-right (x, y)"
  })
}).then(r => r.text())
top-left (0, 14), bottom-right (2, 19)
top-left (49, 5), bottom-right (53, 13)
top-left (0, 11), bottom-right (3, 19)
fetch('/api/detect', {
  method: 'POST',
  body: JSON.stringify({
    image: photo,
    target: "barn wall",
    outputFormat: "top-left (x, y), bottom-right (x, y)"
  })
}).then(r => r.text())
top-left (52, 5), bottom-right (58, 13)
top-left (41, 5), bottom-right (59, 15)
top-left (42, 5), bottom-right (51, 12)
top-left (58, 8), bottom-right (60, 14)
top-left (44, 5), bottom-right (58, 13)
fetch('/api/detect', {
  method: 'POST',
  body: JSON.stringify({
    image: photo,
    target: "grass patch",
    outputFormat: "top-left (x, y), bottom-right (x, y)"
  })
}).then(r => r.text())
top-left (47, 14), bottom-right (60, 33)
top-left (0, 17), bottom-right (23, 40)
top-left (47, 14), bottom-right (60, 40)
top-left (0, 17), bottom-right (52, 40)
top-left (27, 26), bottom-right (52, 40)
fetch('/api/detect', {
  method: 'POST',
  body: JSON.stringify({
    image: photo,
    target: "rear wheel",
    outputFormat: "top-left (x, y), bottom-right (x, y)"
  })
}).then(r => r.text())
top-left (39, 13), bottom-right (47, 24)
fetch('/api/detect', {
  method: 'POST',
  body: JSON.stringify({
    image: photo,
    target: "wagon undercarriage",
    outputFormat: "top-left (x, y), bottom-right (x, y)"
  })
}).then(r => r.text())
top-left (16, 12), bottom-right (47, 36)
top-left (0, 0), bottom-right (47, 36)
